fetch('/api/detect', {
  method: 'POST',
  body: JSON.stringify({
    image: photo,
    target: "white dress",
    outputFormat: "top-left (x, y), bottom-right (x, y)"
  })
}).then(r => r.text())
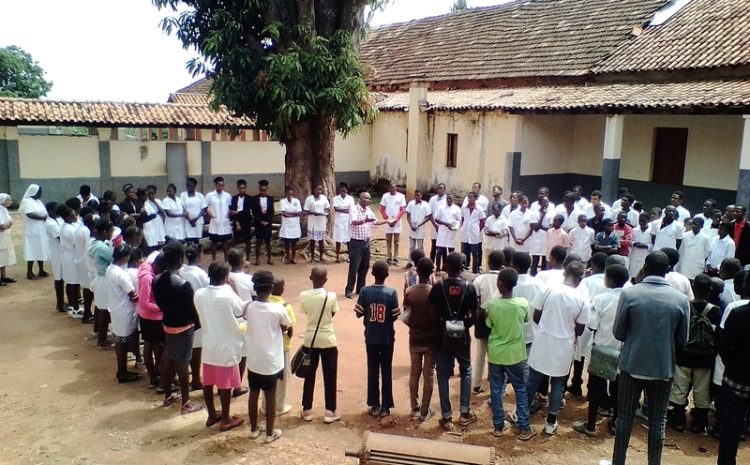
top-left (60, 222), bottom-right (80, 285)
top-left (205, 190), bottom-right (232, 236)
top-left (105, 264), bottom-right (138, 337)
top-left (179, 264), bottom-right (209, 348)
top-left (435, 204), bottom-right (462, 249)
top-left (279, 197), bottom-right (302, 240)
top-left (161, 196), bottom-right (186, 240)
top-left (332, 194), bottom-right (355, 243)
top-left (45, 217), bottom-right (63, 279)
top-left (0, 201), bottom-right (16, 267)
top-left (74, 226), bottom-right (92, 288)
top-left (527, 210), bottom-right (551, 256)
top-left (304, 195), bottom-right (330, 241)
top-left (19, 191), bottom-right (49, 261)
top-left (180, 191), bottom-right (206, 240)
top-left (142, 200), bottom-right (166, 247)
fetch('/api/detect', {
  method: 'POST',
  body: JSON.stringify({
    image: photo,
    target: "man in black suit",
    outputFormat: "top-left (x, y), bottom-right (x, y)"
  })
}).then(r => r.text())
top-left (230, 179), bottom-right (254, 262)
top-left (252, 179), bottom-right (275, 266)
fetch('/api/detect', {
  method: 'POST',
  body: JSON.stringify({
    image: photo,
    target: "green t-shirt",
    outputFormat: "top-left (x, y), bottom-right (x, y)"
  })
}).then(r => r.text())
top-left (486, 297), bottom-right (530, 366)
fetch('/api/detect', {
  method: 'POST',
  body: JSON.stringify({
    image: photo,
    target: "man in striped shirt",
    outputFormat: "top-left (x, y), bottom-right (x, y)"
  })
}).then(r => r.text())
top-left (346, 192), bottom-right (386, 299)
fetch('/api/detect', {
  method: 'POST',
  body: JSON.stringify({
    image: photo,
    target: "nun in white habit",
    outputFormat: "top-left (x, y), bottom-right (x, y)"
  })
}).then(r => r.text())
top-left (19, 184), bottom-right (49, 279)
top-left (0, 193), bottom-right (17, 284)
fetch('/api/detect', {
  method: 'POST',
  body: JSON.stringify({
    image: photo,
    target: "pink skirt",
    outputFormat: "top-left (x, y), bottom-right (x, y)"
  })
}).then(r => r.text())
top-left (202, 363), bottom-right (241, 389)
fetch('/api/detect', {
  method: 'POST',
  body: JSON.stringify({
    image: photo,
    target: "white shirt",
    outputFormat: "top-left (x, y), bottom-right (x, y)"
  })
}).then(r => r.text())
top-left (460, 205), bottom-right (486, 245)
top-left (333, 194), bottom-right (355, 225)
top-left (279, 197), bottom-right (302, 239)
top-left (675, 205), bottom-right (691, 224)
top-left (205, 190), bottom-right (232, 235)
top-left (428, 194), bottom-right (447, 234)
top-left (484, 214), bottom-right (510, 250)
top-left (304, 194), bottom-right (330, 233)
top-left (536, 268), bottom-right (565, 288)
top-left (435, 204), bottom-right (461, 248)
top-left (589, 288), bottom-right (623, 349)
top-left (676, 231), bottom-right (711, 279)
top-left (513, 273), bottom-right (545, 344)
top-left (229, 271), bottom-right (256, 301)
top-left (162, 196), bottom-right (186, 240)
top-left (569, 226), bottom-right (595, 263)
top-left (650, 220), bottom-right (684, 250)
top-left (405, 200), bottom-right (432, 239)
top-left (527, 209), bottom-right (551, 256)
top-left (473, 271), bottom-right (500, 310)
top-left (665, 271), bottom-right (695, 300)
top-left (584, 202), bottom-right (611, 220)
top-left (194, 285), bottom-right (246, 366)
top-left (580, 273), bottom-right (607, 303)
top-left (721, 279), bottom-right (740, 308)
top-left (180, 191), bottom-right (207, 239)
top-left (381, 191), bottom-right (407, 234)
top-left (77, 194), bottom-right (99, 206)
top-left (244, 301), bottom-right (291, 375)
top-left (509, 208), bottom-right (533, 252)
top-left (528, 283), bottom-right (589, 377)
top-left (462, 194), bottom-right (489, 213)
top-left (530, 200), bottom-right (556, 214)
top-left (105, 263), bottom-right (137, 337)
top-left (555, 205), bottom-right (585, 232)
top-left (179, 264), bottom-right (209, 291)
top-left (708, 235), bottom-right (736, 269)
top-left (574, 197), bottom-right (590, 212)
top-left (611, 206), bottom-right (639, 226)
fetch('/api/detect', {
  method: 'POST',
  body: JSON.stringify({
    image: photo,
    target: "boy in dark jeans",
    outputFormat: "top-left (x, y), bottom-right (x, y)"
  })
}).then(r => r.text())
top-left (429, 251), bottom-right (479, 431)
top-left (355, 260), bottom-right (401, 418)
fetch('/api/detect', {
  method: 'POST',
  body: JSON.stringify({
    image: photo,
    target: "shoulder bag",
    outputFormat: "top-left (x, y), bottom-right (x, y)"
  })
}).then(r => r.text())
top-left (441, 279), bottom-right (468, 350)
top-left (291, 293), bottom-right (329, 379)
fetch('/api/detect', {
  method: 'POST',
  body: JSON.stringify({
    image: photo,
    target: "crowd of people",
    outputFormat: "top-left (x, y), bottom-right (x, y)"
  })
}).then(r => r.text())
top-left (0, 178), bottom-right (748, 464)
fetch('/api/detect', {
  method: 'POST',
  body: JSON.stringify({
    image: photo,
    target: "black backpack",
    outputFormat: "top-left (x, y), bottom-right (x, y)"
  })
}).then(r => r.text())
top-left (685, 302), bottom-right (717, 355)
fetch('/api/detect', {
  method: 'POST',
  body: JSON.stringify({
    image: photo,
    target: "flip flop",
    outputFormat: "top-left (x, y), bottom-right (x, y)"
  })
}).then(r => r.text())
top-left (181, 400), bottom-right (204, 414)
top-left (232, 387), bottom-right (248, 398)
top-left (219, 416), bottom-right (244, 432)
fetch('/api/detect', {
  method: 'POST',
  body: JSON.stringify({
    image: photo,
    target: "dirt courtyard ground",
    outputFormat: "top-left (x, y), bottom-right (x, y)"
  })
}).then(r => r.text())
top-left (0, 211), bottom-right (746, 465)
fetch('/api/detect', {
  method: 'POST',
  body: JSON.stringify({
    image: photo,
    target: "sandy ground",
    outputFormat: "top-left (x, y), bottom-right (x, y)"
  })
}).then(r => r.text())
top-left (0, 210), bottom-right (746, 465)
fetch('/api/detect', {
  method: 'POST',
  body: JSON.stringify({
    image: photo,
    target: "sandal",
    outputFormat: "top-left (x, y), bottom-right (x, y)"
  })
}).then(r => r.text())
top-left (232, 387), bottom-right (248, 398)
top-left (117, 372), bottom-right (142, 384)
top-left (219, 416), bottom-right (244, 432)
top-left (181, 400), bottom-right (204, 414)
top-left (163, 393), bottom-right (180, 407)
top-left (205, 412), bottom-right (223, 427)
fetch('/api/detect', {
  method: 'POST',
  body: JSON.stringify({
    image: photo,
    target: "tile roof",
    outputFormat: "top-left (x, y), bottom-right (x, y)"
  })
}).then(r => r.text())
top-left (373, 79), bottom-right (750, 113)
top-left (360, 0), bottom-right (668, 86)
top-left (594, 0), bottom-right (750, 73)
top-left (0, 98), bottom-right (255, 128)
top-left (168, 92), bottom-right (210, 105)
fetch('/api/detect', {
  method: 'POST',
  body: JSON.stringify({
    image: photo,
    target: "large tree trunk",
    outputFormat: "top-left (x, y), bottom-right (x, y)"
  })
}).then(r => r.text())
top-left (285, 112), bottom-right (338, 230)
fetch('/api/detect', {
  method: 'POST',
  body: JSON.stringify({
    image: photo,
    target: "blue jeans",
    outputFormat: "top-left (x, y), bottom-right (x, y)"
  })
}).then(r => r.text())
top-left (435, 346), bottom-right (472, 419)
top-left (526, 366), bottom-right (566, 417)
top-left (490, 362), bottom-right (530, 430)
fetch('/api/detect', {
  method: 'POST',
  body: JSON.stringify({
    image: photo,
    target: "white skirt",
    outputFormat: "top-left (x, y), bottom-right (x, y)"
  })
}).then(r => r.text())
top-left (143, 218), bottom-right (166, 247)
top-left (110, 305), bottom-right (138, 338)
top-left (61, 251), bottom-right (79, 284)
top-left (308, 229), bottom-right (326, 241)
top-left (48, 242), bottom-right (62, 279)
top-left (0, 232), bottom-right (17, 267)
top-left (77, 260), bottom-right (90, 289)
top-left (193, 328), bottom-right (202, 348)
top-left (333, 220), bottom-right (350, 243)
top-left (91, 276), bottom-right (109, 309)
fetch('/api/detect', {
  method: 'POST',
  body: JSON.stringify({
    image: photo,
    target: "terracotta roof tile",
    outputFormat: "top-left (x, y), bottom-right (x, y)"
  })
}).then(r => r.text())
top-left (0, 98), bottom-right (255, 128)
top-left (360, 0), bottom-right (668, 86)
top-left (374, 79), bottom-right (750, 112)
top-left (594, 0), bottom-right (750, 74)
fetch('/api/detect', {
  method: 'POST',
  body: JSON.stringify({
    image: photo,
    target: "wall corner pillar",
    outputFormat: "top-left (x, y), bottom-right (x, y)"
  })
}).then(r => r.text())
top-left (406, 82), bottom-right (430, 194)
top-left (602, 114), bottom-right (624, 204)
top-left (97, 128), bottom-right (113, 193)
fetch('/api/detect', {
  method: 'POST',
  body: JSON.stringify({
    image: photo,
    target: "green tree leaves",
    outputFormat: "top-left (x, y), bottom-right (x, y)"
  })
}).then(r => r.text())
top-left (0, 45), bottom-right (53, 98)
